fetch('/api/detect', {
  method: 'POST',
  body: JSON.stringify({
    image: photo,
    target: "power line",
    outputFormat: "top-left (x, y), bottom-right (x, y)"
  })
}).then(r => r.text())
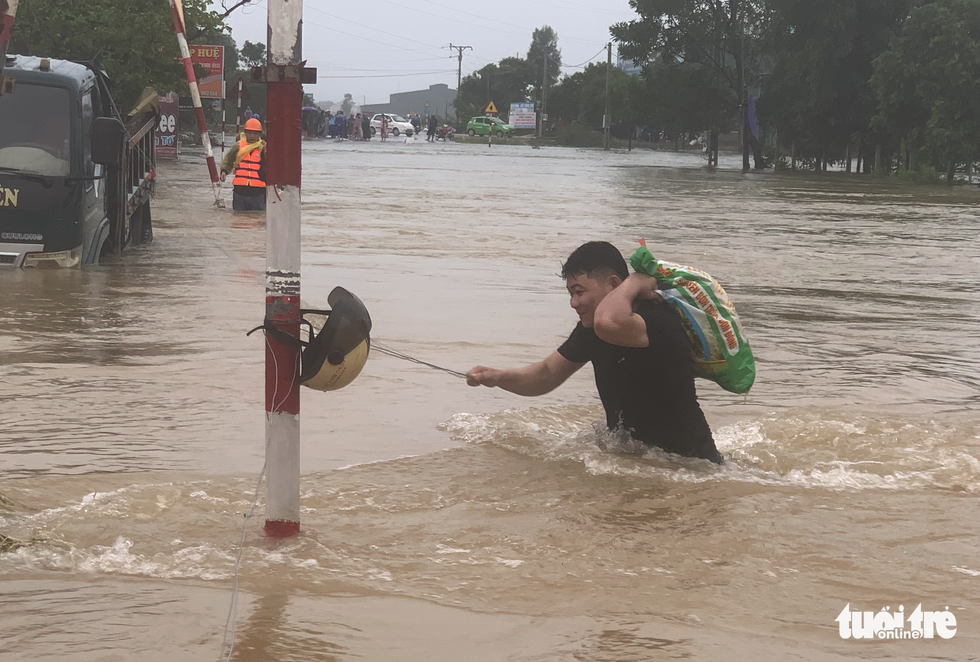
top-left (305, 5), bottom-right (446, 53)
top-left (317, 66), bottom-right (452, 72)
top-left (563, 45), bottom-right (610, 69)
top-left (310, 56), bottom-right (449, 65)
top-left (523, 0), bottom-right (631, 18)
top-left (416, 0), bottom-right (612, 44)
top-left (317, 70), bottom-right (457, 79)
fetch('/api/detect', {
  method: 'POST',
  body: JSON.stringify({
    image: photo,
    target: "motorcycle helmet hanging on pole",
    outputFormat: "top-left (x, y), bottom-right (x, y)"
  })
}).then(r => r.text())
top-left (248, 287), bottom-right (372, 391)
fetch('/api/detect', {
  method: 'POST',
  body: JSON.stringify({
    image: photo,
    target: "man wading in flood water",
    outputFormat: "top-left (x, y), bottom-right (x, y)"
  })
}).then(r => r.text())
top-left (467, 241), bottom-right (723, 463)
top-left (219, 117), bottom-right (267, 211)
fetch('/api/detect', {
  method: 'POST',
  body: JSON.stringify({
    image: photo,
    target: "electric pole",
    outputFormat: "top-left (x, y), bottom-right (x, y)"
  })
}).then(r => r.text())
top-left (448, 44), bottom-right (472, 90)
top-left (539, 54), bottom-right (548, 138)
top-left (738, 0), bottom-right (750, 172)
top-left (263, 0), bottom-right (310, 539)
top-left (604, 42), bottom-right (612, 150)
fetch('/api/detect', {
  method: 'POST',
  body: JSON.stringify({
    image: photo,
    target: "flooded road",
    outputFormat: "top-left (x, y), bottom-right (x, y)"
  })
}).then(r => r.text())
top-left (2, 139), bottom-right (979, 661)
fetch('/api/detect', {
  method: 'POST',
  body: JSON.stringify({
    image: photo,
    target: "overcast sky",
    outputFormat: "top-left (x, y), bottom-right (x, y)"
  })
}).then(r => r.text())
top-left (214, 0), bottom-right (637, 105)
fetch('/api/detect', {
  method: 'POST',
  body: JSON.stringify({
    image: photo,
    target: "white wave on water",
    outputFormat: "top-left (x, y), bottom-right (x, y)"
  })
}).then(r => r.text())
top-left (1, 535), bottom-right (234, 579)
top-left (0, 482), bottom-right (318, 581)
top-left (0, 533), bottom-right (328, 581)
top-left (441, 407), bottom-right (980, 493)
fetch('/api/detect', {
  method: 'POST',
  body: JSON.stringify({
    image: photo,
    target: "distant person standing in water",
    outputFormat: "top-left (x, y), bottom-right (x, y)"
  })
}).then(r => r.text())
top-left (381, 114), bottom-right (389, 141)
top-left (362, 113), bottom-right (372, 141)
top-left (466, 241), bottom-right (723, 463)
top-left (427, 114), bottom-right (437, 141)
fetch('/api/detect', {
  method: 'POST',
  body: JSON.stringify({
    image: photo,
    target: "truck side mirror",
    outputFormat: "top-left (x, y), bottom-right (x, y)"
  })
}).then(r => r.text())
top-left (92, 116), bottom-right (125, 166)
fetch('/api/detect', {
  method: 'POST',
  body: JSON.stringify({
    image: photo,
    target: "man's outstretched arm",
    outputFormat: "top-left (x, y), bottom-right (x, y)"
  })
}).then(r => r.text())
top-left (467, 351), bottom-right (584, 396)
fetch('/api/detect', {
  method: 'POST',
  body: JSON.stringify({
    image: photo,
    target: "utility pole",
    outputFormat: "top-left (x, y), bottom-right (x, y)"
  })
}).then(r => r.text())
top-left (261, 0), bottom-right (314, 538)
top-left (448, 44), bottom-right (472, 90)
top-left (738, 0), bottom-right (750, 173)
top-left (538, 55), bottom-right (548, 138)
top-left (603, 42), bottom-right (612, 150)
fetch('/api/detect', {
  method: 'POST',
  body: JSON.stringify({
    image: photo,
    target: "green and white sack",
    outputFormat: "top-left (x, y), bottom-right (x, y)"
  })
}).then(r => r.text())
top-left (630, 241), bottom-right (756, 394)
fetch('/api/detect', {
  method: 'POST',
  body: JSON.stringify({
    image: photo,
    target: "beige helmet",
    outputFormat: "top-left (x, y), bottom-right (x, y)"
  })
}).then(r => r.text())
top-left (248, 287), bottom-right (372, 392)
top-left (300, 287), bottom-right (372, 391)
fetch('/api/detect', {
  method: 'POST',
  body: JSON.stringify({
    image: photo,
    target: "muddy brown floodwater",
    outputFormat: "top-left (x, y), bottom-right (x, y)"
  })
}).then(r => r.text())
top-left (2, 138), bottom-right (979, 661)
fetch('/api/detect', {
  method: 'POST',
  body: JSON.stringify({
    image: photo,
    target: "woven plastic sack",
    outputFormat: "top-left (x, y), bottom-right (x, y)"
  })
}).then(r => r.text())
top-left (630, 240), bottom-right (755, 394)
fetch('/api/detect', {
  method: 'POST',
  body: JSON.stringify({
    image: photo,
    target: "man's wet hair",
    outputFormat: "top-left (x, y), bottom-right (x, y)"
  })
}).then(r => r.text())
top-left (561, 241), bottom-right (628, 281)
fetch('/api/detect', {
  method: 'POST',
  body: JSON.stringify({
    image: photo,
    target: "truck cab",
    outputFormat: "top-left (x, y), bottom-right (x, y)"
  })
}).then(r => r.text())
top-left (0, 54), bottom-right (155, 268)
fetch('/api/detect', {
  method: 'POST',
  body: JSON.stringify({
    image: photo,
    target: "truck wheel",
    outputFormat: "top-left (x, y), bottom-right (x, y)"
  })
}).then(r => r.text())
top-left (98, 230), bottom-right (115, 261)
top-left (140, 200), bottom-right (153, 244)
top-left (467, 129), bottom-right (475, 136)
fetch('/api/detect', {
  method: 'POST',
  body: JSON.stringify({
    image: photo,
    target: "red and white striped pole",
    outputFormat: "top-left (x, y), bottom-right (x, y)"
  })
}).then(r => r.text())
top-left (0, 0), bottom-right (20, 95)
top-left (263, 0), bottom-right (305, 537)
top-left (0, 0), bottom-right (19, 70)
top-left (234, 78), bottom-right (243, 139)
top-left (167, 0), bottom-right (224, 208)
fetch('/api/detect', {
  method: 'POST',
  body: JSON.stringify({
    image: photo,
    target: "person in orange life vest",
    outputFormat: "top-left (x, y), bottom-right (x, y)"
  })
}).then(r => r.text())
top-left (219, 117), bottom-right (267, 211)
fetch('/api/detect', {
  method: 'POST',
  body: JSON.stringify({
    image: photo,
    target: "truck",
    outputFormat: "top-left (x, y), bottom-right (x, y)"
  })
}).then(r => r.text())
top-left (0, 54), bottom-right (156, 268)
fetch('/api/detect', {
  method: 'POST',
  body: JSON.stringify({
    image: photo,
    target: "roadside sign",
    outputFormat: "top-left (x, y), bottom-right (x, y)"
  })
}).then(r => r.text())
top-left (508, 102), bottom-right (536, 129)
top-left (188, 45), bottom-right (224, 99)
top-left (484, 100), bottom-right (497, 114)
top-left (156, 92), bottom-right (179, 159)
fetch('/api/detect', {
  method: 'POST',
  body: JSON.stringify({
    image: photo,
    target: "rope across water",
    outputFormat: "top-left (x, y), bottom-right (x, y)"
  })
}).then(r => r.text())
top-left (372, 342), bottom-right (468, 379)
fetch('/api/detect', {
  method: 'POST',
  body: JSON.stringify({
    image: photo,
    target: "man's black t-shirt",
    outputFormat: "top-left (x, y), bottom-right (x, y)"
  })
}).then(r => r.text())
top-left (558, 299), bottom-right (720, 461)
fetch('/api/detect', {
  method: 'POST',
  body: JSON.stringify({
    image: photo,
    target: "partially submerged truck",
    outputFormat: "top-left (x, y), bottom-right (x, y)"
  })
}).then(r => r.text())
top-left (0, 54), bottom-right (156, 268)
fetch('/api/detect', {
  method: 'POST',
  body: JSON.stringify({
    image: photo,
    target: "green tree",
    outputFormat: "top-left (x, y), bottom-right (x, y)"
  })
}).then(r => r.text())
top-left (758, 0), bottom-right (911, 171)
top-left (612, 0), bottom-right (765, 168)
top-left (239, 40), bottom-right (266, 69)
top-left (454, 57), bottom-right (531, 126)
top-left (872, 0), bottom-right (980, 181)
top-left (643, 60), bottom-right (736, 139)
top-left (230, 40), bottom-right (266, 120)
top-left (527, 26), bottom-right (561, 102)
top-left (548, 63), bottom-right (645, 129)
top-left (9, 0), bottom-right (225, 110)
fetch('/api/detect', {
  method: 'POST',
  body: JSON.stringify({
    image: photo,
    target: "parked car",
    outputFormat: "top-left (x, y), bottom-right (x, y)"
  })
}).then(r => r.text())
top-left (466, 116), bottom-right (515, 137)
top-left (370, 114), bottom-right (414, 137)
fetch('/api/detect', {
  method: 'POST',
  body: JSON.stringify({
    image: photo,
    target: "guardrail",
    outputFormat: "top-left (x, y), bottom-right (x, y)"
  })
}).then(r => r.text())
top-left (121, 116), bottom-right (156, 247)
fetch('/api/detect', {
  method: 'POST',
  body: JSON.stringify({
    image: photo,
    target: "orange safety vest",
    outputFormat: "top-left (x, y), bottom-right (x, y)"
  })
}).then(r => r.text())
top-left (232, 139), bottom-right (265, 187)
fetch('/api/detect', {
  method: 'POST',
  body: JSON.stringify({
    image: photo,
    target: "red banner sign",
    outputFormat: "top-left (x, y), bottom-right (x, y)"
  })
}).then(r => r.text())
top-left (188, 44), bottom-right (224, 99)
